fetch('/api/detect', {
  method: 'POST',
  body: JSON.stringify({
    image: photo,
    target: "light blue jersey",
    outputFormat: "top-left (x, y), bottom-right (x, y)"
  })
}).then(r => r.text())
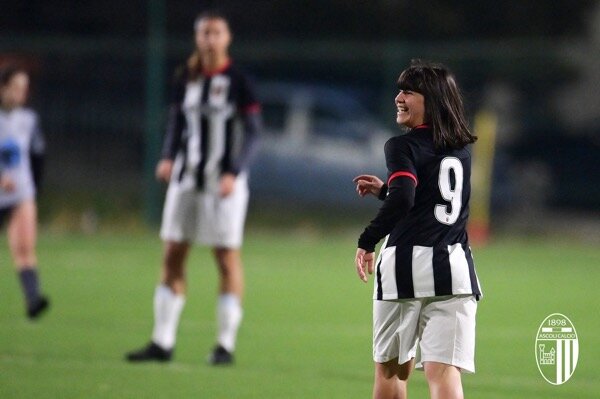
top-left (0, 107), bottom-right (45, 208)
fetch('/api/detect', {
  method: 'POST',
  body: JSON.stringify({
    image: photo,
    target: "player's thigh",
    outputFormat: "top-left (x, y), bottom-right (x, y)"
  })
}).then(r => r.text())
top-left (7, 200), bottom-right (37, 255)
top-left (163, 241), bottom-right (191, 265)
top-left (160, 184), bottom-right (198, 242)
top-left (373, 299), bottom-right (421, 365)
top-left (418, 295), bottom-right (477, 373)
top-left (218, 178), bottom-right (248, 230)
top-left (375, 358), bottom-right (415, 381)
top-left (200, 179), bottom-right (249, 248)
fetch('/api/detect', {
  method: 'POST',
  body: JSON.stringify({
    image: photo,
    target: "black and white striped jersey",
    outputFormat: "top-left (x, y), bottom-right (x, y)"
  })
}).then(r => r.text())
top-left (359, 125), bottom-right (482, 300)
top-left (161, 61), bottom-right (260, 191)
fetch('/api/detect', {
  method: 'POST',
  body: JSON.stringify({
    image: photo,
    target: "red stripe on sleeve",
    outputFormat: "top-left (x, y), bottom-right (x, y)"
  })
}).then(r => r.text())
top-left (243, 103), bottom-right (261, 114)
top-left (388, 171), bottom-right (418, 186)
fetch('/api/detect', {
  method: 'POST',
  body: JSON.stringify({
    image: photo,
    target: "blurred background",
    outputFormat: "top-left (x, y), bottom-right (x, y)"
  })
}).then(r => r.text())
top-left (1, 0), bottom-right (599, 240)
top-left (2, 3), bottom-right (600, 398)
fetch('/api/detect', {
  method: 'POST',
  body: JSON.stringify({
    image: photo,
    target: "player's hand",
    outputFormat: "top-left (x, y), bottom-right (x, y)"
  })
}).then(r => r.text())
top-left (355, 248), bottom-right (375, 283)
top-left (155, 159), bottom-right (174, 183)
top-left (0, 174), bottom-right (15, 192)
top-left (220, 173), bottom-right (236, 197)
top-left (353, 174), bottom-right (384, 198)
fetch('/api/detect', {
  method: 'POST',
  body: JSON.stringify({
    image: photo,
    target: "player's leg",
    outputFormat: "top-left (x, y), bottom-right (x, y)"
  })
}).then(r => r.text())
top-left (418, 295), bottom-right (477, 399)
top-left (160, 240), bottom-right (190, 295)
top-left (7, 199), bottom-right (49, 319)
top-left (423, 362), bottom-right (463, 399)
top-left (127, 183), bottom-right (194, 362)
top-left (209, 246), bottom-right (243, 364)
top-left (214, 246), bottom-right (243, 297)
top-left (373, 358), bottom-right (414, 399)
top-left (206, 176), bottom-right (248, 365)
top-left (151, 240), bottom-right (190, 348)
top-left (126, 241), bottom-right (189, 362)
top-left (372, 299), bottom-right (421, 399)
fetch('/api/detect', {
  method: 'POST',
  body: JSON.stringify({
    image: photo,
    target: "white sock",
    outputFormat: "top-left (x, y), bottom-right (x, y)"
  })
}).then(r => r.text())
top-left (217, 294), bottom-right (243, 352)
top-left (151, 284), bottom-right (185, 350)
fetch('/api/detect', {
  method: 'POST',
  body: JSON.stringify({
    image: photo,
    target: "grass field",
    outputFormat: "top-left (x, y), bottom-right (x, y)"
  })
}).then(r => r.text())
top-left (1, 229), bottom-right (599, 398)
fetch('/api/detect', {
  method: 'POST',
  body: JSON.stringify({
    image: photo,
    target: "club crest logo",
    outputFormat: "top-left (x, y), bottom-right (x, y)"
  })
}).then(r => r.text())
top-left (535, 313), bottom-right (578, 385)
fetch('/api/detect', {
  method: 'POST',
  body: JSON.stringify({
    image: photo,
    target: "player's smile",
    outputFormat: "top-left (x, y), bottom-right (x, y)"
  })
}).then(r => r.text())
top-left (395, 90), bottom-right (425, 128)
top-left (396, 105), bottom-right (408, 118)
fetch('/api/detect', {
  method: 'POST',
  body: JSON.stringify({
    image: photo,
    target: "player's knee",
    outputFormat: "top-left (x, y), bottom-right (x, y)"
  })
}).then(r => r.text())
top-left (375, 364), bottom-right (395, 380)
top-left (163, 259), bottom-right (185, 283)
top-left (213, 248), bottom-right (240, 276)
top-left (12, 244), bottom-right (35, 265)
top-left (423, 362), bottom-right (459, 385)
top-left (163, 242), bottom-right (187, 266)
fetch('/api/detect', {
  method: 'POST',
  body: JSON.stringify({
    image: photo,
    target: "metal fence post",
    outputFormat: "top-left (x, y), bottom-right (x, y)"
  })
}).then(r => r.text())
top-left (144, 0), bottom-right (166, 225)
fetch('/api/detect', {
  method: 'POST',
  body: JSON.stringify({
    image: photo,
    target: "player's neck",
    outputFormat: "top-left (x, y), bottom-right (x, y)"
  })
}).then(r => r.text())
top-left (202, 56), bottom-right (231, 76)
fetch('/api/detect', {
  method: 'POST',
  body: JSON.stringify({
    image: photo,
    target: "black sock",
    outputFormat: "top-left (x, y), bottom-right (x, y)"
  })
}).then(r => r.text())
top-left (18, 268), bottom-right (40, 306)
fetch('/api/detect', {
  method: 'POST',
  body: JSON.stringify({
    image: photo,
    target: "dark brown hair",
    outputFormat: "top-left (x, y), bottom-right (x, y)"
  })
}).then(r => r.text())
top-left (397, 59), bottom-right (477, 150)
top-left (187, 10), bottom-right (230, 80)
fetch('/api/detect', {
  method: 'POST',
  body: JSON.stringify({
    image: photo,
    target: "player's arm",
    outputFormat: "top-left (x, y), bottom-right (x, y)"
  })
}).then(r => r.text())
top-left (353, 174), bottom-right (387, 199)
top-left (225, 74), bottom-right (261, 177)
top-left (219, 108), bottom-right (261, 197)
top-left (231, 107), bottom-right (261, 176)
top-left (355, 178), bottom-right (415, 283)
top-left (156, 71), bottom-right (186, 183)
top-left (357, 137), bottom-right (418, 252)
top-left (220, 75), bottom-right (261, 196)
top-left (357, 178), bottom-right (416, 251)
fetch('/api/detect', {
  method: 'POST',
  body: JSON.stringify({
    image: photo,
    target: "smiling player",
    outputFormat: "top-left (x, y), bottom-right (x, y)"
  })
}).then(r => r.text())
top-left (354, 60), bottom-right (482, 399)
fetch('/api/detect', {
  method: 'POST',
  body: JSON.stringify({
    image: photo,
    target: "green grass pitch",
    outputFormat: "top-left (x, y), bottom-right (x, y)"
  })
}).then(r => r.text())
top-left (1, 230), bottom-right (598, 398)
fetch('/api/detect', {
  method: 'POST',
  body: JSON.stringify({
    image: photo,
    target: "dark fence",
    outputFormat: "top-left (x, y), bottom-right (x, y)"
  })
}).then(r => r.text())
top-left (1, 34), bottom-right (598, 227)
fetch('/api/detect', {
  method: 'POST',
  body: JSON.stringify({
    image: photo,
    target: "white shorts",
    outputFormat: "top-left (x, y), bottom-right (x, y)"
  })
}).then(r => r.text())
top-left (373, 294), bottom-right (477, 373)
top-left (159, 174), bottom-right (249, 248)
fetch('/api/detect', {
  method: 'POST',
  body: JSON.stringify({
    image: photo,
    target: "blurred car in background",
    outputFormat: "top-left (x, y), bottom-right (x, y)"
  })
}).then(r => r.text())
top-left (250, 81), bottom-right (394, 209)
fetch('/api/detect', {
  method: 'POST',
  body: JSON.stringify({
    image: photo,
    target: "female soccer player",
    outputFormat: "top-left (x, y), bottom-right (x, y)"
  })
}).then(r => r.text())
top-left (127, 11), bottom-right (260, 365)
top-left (354, 60), bottom-right (482, 399)
top-left (0, 65), bottom-right (48, 319)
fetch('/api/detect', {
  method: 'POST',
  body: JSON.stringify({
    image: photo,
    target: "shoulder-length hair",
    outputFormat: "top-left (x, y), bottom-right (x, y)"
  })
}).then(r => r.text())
top-left (187, 10), bottom-right (230, 80)
top-left (397, 59), bottom-right (477, 150)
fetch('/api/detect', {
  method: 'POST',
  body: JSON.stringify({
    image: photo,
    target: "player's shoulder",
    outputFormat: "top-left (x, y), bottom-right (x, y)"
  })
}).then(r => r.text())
top-left (226, 62), bottom-right (249, 78)
top-left (385, 133), bottom-right (408, 148)
top-left (227, 63), bottom-right (259, 87)
top-left (446, 144), bottom-right (473, 164)
top-left (384, 131), bottom-right (422, 153)
top-left (16, 107), bottom-right (39, 122)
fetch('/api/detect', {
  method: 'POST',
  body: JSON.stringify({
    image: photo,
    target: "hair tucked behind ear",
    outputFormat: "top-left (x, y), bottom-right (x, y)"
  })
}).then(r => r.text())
top-left (398, 60), bottom-right (477, 150)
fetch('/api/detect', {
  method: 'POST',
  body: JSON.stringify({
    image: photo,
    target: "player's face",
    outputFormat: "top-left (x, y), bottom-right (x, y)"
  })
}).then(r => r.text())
top-left (395, 90), bottom-right (425, 128)
top-left (0, 72), bottom-right (29, 109)
top-left (195, 18), bottom-right (231, 58)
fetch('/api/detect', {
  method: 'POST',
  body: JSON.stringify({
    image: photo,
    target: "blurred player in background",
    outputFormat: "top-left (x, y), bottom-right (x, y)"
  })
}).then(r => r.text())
top-left (0, 65), bottom-right (48, 319)
top-left (126, 11), bottom-right (260, 365)
top-left (354, 60), bottom-right (481, 399)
